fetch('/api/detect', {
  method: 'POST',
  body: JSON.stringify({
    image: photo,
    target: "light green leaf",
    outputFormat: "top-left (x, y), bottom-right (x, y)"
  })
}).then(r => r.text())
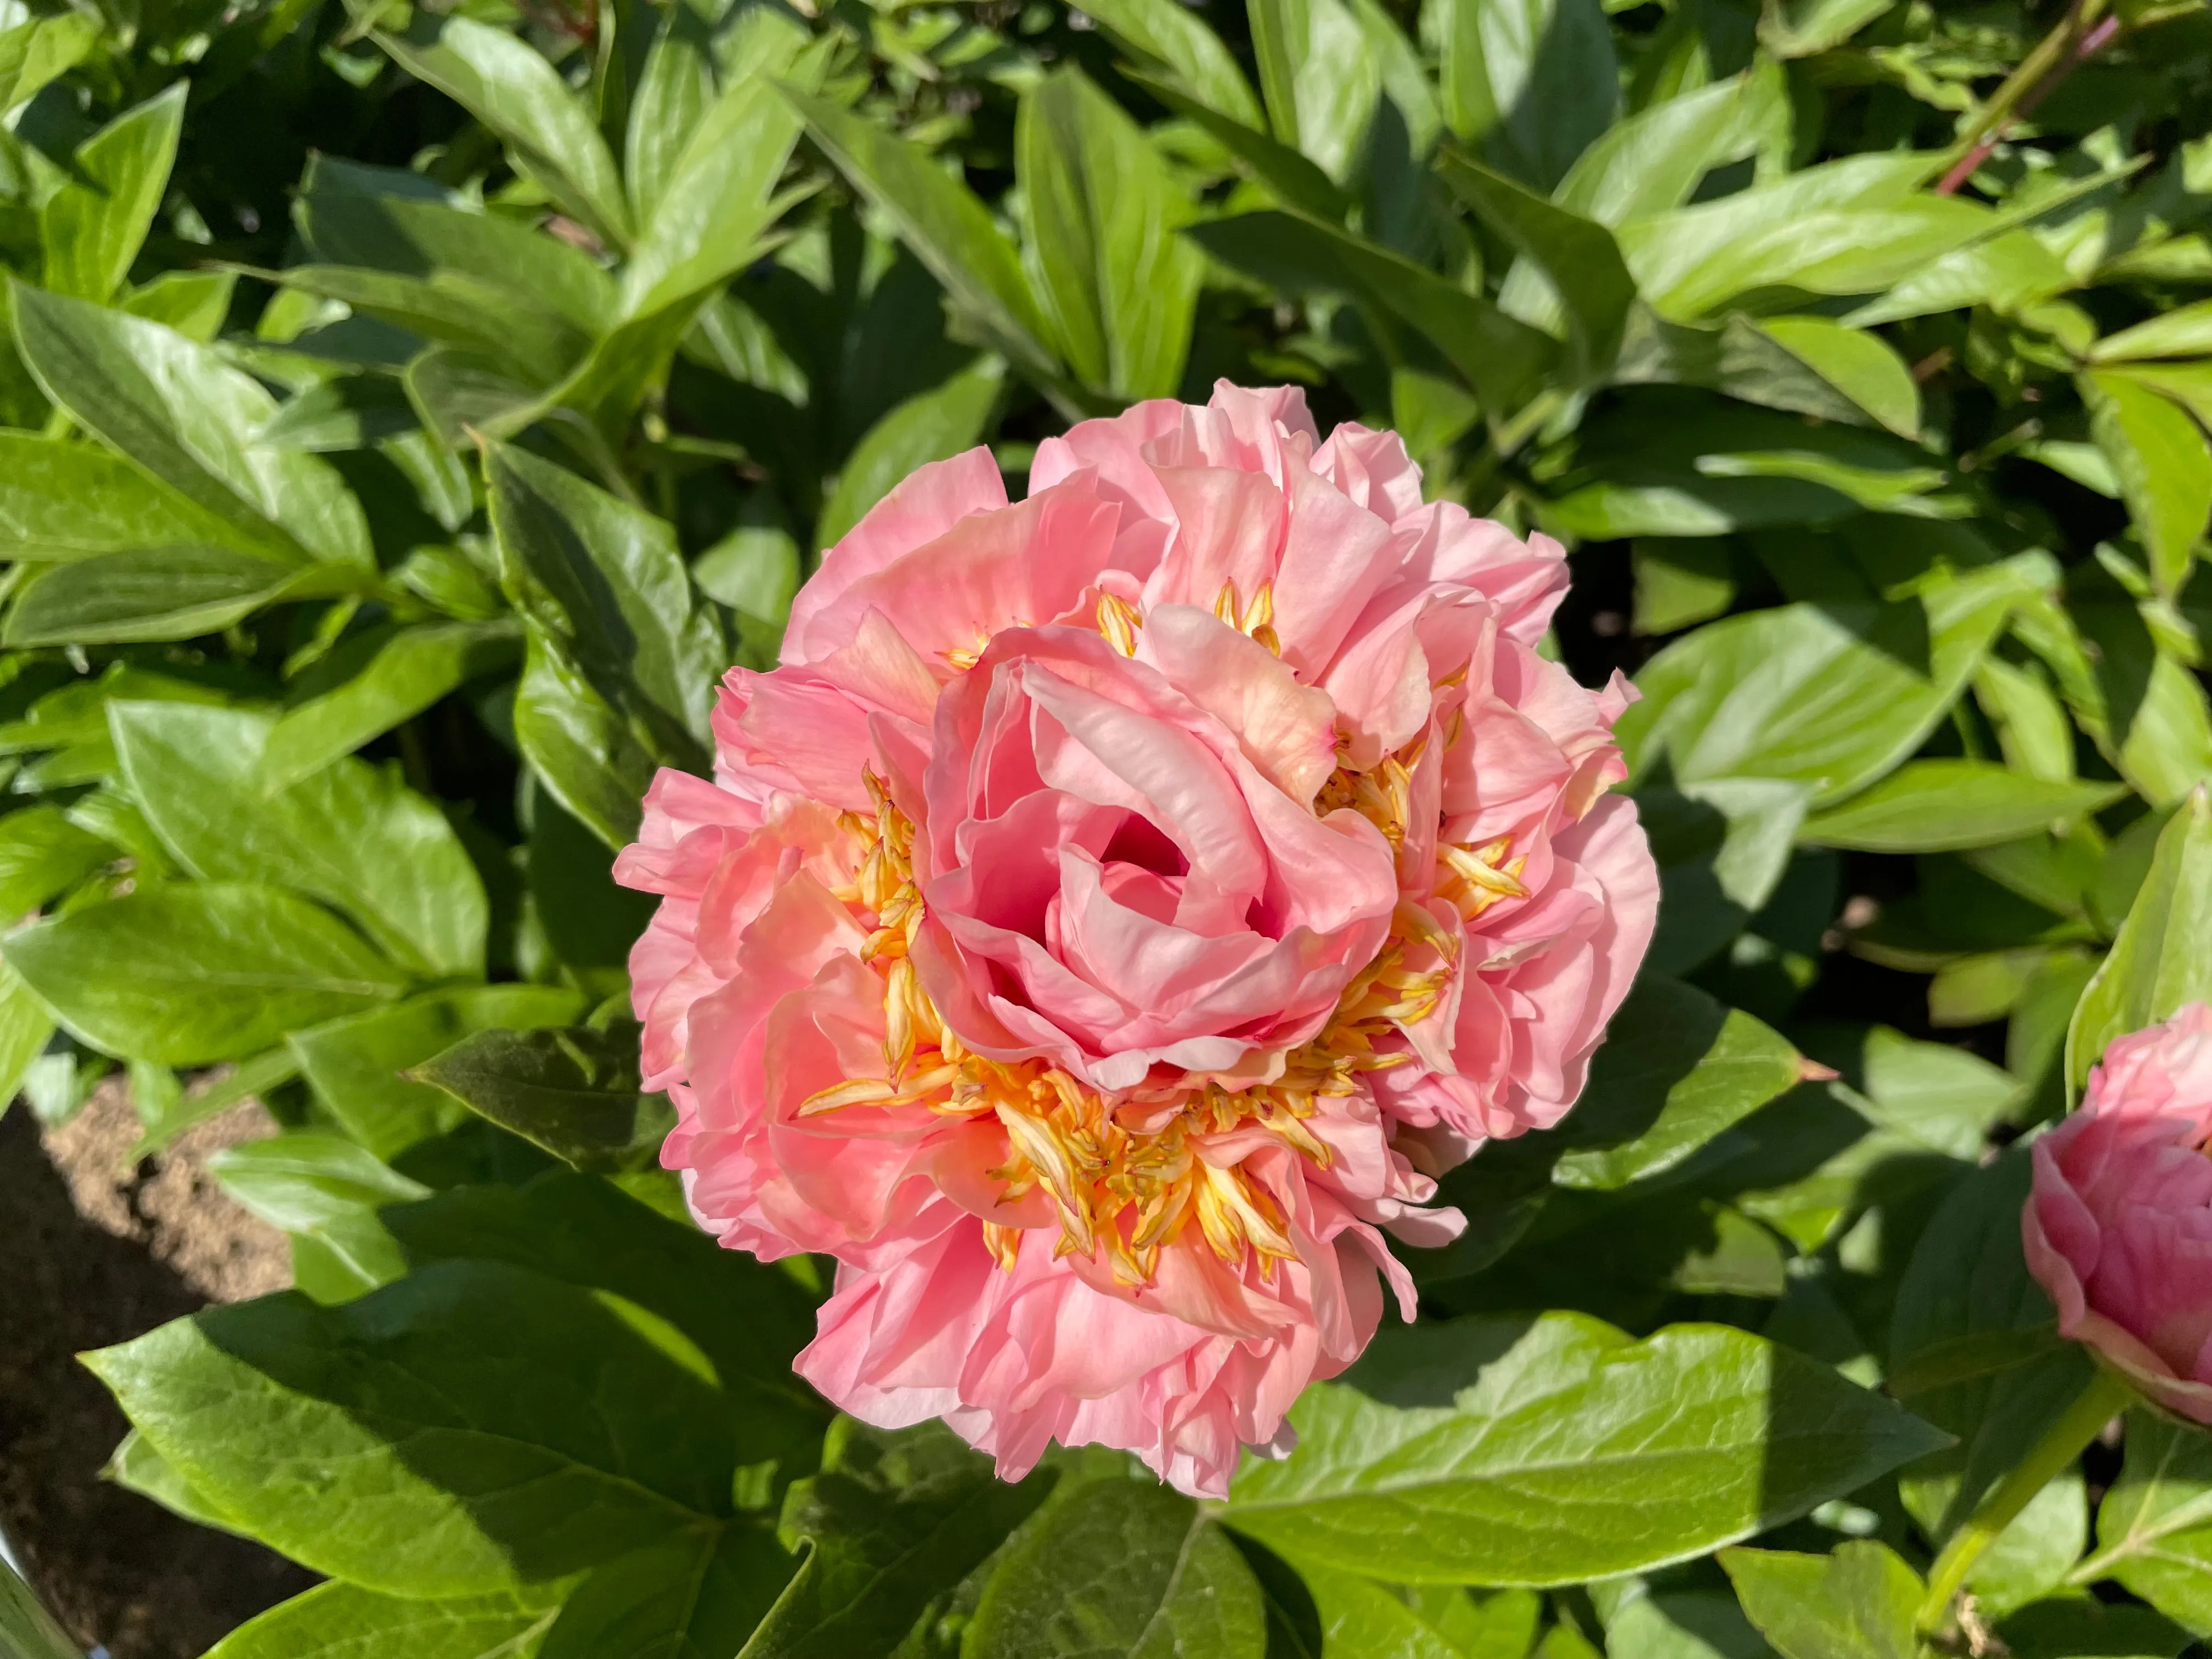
top-left (40, 84), bottom-right (186, 304)
top-left (1550, 66), bottom-right (1788, 227)
top-left (210, 1132), bottom-right (430, 1298)
top-left (375, 16), bottom-right (634, 247)
top-left (1548, 975), bottom-right (1807, 1190)
top-left (0, 804), bottom-right (111, 918)
top-left (2081, 369), bottom-right (2212, 596)
top-left (12, 284), bottom-right (374, 569)
top-left (964, 1472), bottom-right (1267, 1658)
top-left (1758, 0), bottom-right (1894, 57)
top-left (1975, 658), bottom-right (2077, 783)
top-left (0, 957), bottom-right (54, 1121)
top-left (0, 12), bottom-right (98, 115)
top-left (1843, 230), bottom-right (2076, 329)
top-left (289, 985), bottom-right (585, 1160)
top-left (122, 269), bottom-right (238, 342)
top-left (1618, 563), bottom-right (2020, 806)
top-left (1798, 763), bottom-right (2126, 854)
top-left (2, 883), bottom-right (409, 1065)
top-left (203, 1581), bottom-right (558, 1659)
top-left (3, 547), bottom-right (315, 647)
top-left (0, 432), bottom-right (236, 560)
top-left (815, 358), bottom-right (1002, 552)
top-left (410, 1020), bottom-right (671, 1174)
top-left (1125, 68), bottom-right (1352, 222)
top-left (1296, 1564), bottom-right (1470, 1659)
top-left (2068, 786), bottom-right (2212, 1089)
top-left (2091, 298), bottom-right (2212, 364)
top-left (1720, 1541), bottom-right (1921, 1659)
top-left (260, 263), bottom-right (592, 386)
top-left (111, 701), bottom-right (487, 979)
top-left (1075, 0), bottom-right (1265, 127)
top-left (739, 1420), bottom-right (1058, 1659)
top-left (261, 621), bottom-right (522, 791)
top-left (1222, 1313), bottom-right (1947, 1585)
top-left (106, 1427), bottom-right (252, 1538)
top-left (623, 2), bottom-right (718, 224)
top-left (1751, 318), bottom-right (1920, 439)
top-left (1970, 1470), bottom-right (2086, 1620)
top-left (1632, 538), bottom-right (1736, 636)
top-left (1249, 0), bottom-right (1382, 184)
top-left (2086, 1410), bottom-right (2212, 1634)
top-left (1018, 67), bottom-right (1204, 402)
top-left (1822, 1024), bottom-right (2024, 1162)
top-left (783, 86), bottom-right (1058, 386)
top-left (84, 1260), bottom-right (735, 1595)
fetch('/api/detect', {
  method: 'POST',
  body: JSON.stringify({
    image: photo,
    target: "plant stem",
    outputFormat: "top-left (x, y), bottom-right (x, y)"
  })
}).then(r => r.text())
top-left (1937, 0), bottom-right (2119, 195)
top-left (1916, 1365), bottom-right (2135, 1634)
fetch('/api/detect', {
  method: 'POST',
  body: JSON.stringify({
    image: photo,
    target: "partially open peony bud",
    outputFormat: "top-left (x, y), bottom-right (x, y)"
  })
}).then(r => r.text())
top-left (617, 383), bottom-right (1659, 1496)
top-left (2026, 1002), bottom-right (2212, 1420)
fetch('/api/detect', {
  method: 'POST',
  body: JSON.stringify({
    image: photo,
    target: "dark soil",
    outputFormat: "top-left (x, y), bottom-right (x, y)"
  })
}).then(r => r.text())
top-left (0, 1090), bottom-right (312, 1658)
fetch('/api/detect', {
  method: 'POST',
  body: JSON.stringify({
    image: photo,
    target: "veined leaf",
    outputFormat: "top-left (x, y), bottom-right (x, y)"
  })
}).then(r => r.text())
top-left (2067, 785), bottom-right (2212, 1088)
top-left (1799, 763), bottom-right (2128, 854)
top-left (41, 83), bottom-right (186, 303)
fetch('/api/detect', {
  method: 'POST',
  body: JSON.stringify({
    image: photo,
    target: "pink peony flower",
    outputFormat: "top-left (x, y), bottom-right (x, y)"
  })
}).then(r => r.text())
top-left (616, 383), bottom-right (1659, 1496)
top-left (2025, 1002), bottom-right (2212, 1420)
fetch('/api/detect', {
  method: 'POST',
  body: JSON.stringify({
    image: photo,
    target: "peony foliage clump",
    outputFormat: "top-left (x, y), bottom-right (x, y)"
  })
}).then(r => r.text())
top-left (7, 1), bottom-right (2212, 1656)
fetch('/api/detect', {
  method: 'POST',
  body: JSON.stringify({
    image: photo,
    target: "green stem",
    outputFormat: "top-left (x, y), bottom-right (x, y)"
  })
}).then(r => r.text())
top-left (1916, 1365), bottom-right (2135, 1634)
top-left (1937, 0), bottom-right (2112, 193)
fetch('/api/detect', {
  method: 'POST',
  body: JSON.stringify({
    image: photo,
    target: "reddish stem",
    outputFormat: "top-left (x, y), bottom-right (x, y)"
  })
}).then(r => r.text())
top-left (1936, 14), bottom-right (2122, 195)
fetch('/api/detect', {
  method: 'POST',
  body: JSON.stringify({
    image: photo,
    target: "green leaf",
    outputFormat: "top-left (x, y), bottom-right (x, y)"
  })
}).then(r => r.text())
top-left (1618, 563), bottom-right (2021, 806)
top-left (2, 546), bottom-right (314, 647)
top-left (375, 16), bottom-right (634, 247)
top-left (1123, 69), bottom-right (1353, 223)
top-left (0, 957), bottom-right (55, 1116)
top-left (540, 1528), bottom-right (797, 1659)
top-left (0, 1551), bottom-right (81, 1659)
top-left (410, 1021), bottom-right (672, 1173)
top-left (84, 1259), bottom-right (734, 1595)
top-left (3, 883), bottom-right (408, 1065)
top-left (1888, 1149), bottom-right (2095, 1543)
top-left (2068, 786), bottom-right (2212, 1090)
top-left (0, 803), bottom-right (111, 918)
top-left (2086, 1410), bottom-right (2212, 1634)
top-left (1995, 1595), bottom-right (2192, 1659)
top-left (1758, 0), bottom-right (1893, 57)
top-left (1222, 1313), bottom-right (1948, 1585)
top-left (40, 84), bottom-right (187, 303)
top-left (1074, 0), bottom-right (1265, 128)
top-left (1297, 1567), bottom-right (1536, 1659)
top-left (259, 263), bottom-right (592, 387)
top-left (1821, 1025), bottom-right (2024, 1162)
top-left (1425, 0), bottom-right (1619, 190)
top-left (1720, 1541), bottom-right (1921, 1659)
top-left (0, 431), bottom-right (238, 560)
top-left (1633, 538), bottom-right (1736, 635)
top-left (298, 161), bottom-right (616, 337)
top-left (1971, 1470), bottom-right (2087, 1620)
top-left (1249, 0), bottom-right (1383, 183)
top-left (815, 358), bottom-right (1003, 551)
top-left (210, 1131), bottom-right (430, 1298)
top-left (1751, 318), bottom-right (1921, 440)
top-left (1548, 974), bottom-right (1807, 1190)
top-left (0, 12), bottom-right (98, 115)
top-left (202, 1581), bottom-right (559, 1659)
top-left (620, 30), bottom-right (815, 322)
top-left (1550, 66), bottom-right (1788, 227)
top-left (123, 269), bottom-right (239, 342)
top-left (1018, 67), bottom-right (1204, 402)
top-left (111, 700), bottom-right (488, 978)
top-left (513, 623), bottom-right (662, 851)
top-left (289, 985), bottom-right (585, 1160)
top-left (262, 620), bottom-right (523, 791)
top-left (1798, 763), bottom-right (2127, 854)
top-left (488, 443), bottom-right (721, 754)
top-left (2091, 298), bottom-right (2212, 364)
top-left (1436, 150), bottom-right (1635, 383)
top-left (965, 1473), bottom-right (1267, 1658)
top-left (106, 1426), bottom-right (251, 1537)
top-left (386, 1173), bottom-right (827, 1462)
top-left (12, 284), bottom-right (374, 569)
top-left (782, 86), bottom-right (1058, 386)
top-left (739, 1420), bottom-right (1059, 1658)
top-left (1186, 210), bottom-right (1555, 411)
top-left (2081, 369), bottom-right (2212, 597)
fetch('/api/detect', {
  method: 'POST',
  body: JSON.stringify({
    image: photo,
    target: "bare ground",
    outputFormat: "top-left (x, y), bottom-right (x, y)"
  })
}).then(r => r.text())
top-left (0, 1082), bottom-right (312, 1657)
